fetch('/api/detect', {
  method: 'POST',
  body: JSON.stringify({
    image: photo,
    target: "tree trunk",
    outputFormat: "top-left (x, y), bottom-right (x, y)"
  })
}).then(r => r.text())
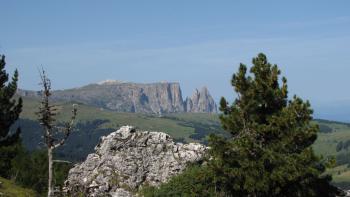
top-left (48, 147), bottom-right (53, 197)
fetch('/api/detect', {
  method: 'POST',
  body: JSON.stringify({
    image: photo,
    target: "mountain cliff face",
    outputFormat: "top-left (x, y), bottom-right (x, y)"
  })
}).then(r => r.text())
top-left (185, 87), bottom-right (217, 113)
top-left (63, 126), bottom-right (207, 196)
top-left (53, 81), bottom-right (185, 113)
top-left (18, 81), bottom-right (217, 114)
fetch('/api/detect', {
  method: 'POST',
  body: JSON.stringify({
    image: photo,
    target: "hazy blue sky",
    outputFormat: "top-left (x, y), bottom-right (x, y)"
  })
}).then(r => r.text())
top-left (1, 1), bottom-right (350, 106)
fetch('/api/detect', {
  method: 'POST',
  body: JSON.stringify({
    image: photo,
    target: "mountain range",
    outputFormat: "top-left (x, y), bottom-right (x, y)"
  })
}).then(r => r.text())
top-left (17, 80), bottom-right (217, 114)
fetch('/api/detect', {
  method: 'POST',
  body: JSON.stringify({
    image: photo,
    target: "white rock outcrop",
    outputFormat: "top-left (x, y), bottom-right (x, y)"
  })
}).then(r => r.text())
top-left (64, 126), bottom-right (207, 197)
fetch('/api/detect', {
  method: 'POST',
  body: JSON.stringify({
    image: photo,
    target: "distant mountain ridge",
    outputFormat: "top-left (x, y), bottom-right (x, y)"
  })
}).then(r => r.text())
top-left (18, 81), bottom-right (217, 114)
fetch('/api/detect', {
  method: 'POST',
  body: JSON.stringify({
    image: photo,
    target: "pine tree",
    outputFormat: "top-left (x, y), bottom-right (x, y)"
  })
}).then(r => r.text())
top-left (208, 53), bottom-right (340, 196)
top-left (0, 55), bottom-right (22, 141)
top-left (0, 55), bottom-right (23, 178)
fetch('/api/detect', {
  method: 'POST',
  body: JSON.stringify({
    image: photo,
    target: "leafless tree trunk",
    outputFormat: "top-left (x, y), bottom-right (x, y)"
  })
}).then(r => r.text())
top-left (48, 146), bottom-right (53, 196)
top-left (37, 69), bottom-right (77, 197)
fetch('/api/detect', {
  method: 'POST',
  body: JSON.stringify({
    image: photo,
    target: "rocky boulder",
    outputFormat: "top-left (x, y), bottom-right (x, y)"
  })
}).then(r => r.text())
top-left (63, 126), bottom-right (207, 197)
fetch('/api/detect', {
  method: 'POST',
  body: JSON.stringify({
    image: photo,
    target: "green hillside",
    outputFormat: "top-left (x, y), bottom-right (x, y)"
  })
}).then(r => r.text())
top-left (18, 96), bottom-right (225, 161)
top-left (17, 96), bottom-right (350, 188)
top-left (311, 119), bottom-right (350, 188)
top-left (20, 96), bottom-right (195, 140)
top-left (0, 177), bottom-right (37, 197)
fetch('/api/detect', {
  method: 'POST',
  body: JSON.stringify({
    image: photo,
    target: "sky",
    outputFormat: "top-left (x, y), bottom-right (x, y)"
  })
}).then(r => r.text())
top-left (1, 1), bottom-right (350, 110)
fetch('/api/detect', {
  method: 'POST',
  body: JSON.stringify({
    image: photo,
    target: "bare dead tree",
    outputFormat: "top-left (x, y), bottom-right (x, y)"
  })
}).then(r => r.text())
top-left (37, 69), bottom-right (77, 197)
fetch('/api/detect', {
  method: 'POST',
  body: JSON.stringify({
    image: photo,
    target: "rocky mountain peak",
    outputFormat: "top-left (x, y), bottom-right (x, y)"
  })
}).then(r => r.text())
top-left (18, 81), bottom-right (218, 114)
top-left (63, 126), bottom-right (207, 196)
top-left (185, 86), bottom-right (217, 113)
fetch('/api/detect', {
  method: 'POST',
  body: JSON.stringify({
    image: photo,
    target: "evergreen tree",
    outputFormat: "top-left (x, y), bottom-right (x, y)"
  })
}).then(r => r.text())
top-left (208, 53), bottom-right (339, 196)
top-left (0, 55), bottom-right (23, 178)
top-left (144, 53), bottom-right (343, 197)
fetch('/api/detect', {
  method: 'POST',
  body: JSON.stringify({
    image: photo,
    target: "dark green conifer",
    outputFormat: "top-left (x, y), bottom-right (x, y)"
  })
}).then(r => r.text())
top-left (0, 55), bottom-right (23, 177)
top-left (144, 54), bottom-right (343, 197)
top-left (209, 53), bottom-right (339, 196)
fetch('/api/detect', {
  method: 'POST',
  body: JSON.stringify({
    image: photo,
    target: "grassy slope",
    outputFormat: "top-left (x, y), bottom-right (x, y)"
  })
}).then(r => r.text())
top-left (19, 96), bottom-right (350, 185)
top-left (313, 121), bottom-right (350, 157)
top-left (0, 177), bottom-right (37, 197)
top-left (312, 120), bottom-right (350, 185)
top-left (20, 96), bottom-right (196, 141)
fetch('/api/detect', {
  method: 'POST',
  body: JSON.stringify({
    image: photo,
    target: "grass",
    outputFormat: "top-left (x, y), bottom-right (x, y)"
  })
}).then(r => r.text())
top-left (313, 122), bottom-right (350, 157)
top-left (19, 96), bottom-right (201, 142)
top-left (0, 177), bottom-right (37, 197)
top-left (324, 164), bottom-right (350, 189)
top-left (311, 121), bottom-right (350, 185)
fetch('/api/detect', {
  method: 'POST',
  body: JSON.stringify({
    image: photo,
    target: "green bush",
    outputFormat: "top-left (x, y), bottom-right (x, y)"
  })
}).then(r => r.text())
top-left (140, 164), bottom-right (219, 197)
